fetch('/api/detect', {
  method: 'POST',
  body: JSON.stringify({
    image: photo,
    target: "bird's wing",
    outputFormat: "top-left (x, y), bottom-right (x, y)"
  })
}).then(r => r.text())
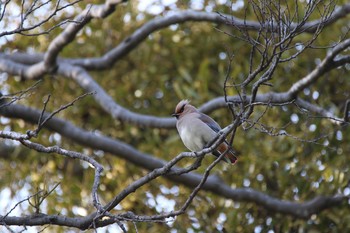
top-left (199, 113), bottom-right (238, 164)
top-left (198, 113), bottom-right (221, 133)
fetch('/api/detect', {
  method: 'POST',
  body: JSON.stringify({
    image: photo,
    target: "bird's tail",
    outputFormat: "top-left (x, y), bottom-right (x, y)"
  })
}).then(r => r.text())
top-left (216, 143), bottom-right (238, 164)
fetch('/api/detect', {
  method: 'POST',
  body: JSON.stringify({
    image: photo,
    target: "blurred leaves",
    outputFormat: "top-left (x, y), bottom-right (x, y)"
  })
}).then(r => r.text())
top-left (1, 0), bottom-right (350, 232)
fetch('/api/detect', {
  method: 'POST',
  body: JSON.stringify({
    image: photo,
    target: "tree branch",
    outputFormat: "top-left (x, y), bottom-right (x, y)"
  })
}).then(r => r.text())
top-left (20, 0), bottom-right (125, 79)
top-left (0, 103), bottom-right (347, 223)
top-left (67, 4), bottom-right (350, 70)
top-left (0, 130), bottom-right (104, 213)
top-left (0, 0), bottom-right (82, 37)
top-left (1, 2), bottom-right (349, 230)
top-left (2, 4), bottom-right (349, 71)
top-left (58, 63), bottom-right (175, 128)
top-left (1, 52), bottom-right (347, 128)
top-left (288, 39), bottom-right (350, 97)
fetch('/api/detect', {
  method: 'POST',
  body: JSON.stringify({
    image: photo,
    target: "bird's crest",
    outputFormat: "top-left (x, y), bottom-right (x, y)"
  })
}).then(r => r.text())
top-left (174, 99), bottom-right (190, 115)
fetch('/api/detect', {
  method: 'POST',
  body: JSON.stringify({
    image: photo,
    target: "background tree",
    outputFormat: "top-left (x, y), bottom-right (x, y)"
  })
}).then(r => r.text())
top-left (0, 0), bottom-right (350, 232)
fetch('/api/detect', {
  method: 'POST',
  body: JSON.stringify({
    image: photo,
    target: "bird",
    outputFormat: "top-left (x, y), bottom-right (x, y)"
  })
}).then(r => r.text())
top-left (172, 100), bottom-right (237, 164)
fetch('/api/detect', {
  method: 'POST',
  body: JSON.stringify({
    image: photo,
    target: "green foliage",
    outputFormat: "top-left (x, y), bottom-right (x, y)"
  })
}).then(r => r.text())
top-left (1, 0), bottom-right (350, 232)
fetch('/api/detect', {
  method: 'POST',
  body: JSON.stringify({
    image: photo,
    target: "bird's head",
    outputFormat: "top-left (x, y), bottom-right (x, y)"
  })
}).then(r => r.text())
top-left (172, 99), bottom-right (196, 119)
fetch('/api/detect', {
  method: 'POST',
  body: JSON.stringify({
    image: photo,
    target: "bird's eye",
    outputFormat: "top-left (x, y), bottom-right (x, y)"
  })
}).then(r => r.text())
top-left (179, 104), bottom-right (186, 113)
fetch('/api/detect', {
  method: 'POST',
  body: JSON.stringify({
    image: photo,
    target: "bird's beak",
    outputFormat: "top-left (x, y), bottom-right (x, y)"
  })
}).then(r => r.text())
top-left (172, 113), bottom-right (179, 118)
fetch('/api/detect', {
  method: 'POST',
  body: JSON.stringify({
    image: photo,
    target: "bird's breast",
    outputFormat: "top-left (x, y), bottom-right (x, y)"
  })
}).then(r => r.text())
top-left (178, 126), bottom-right (205, 152)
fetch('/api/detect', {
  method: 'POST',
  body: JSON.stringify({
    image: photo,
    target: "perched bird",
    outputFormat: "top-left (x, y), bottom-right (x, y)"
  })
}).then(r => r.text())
top-left (172, 100), bottom-right (237, 164)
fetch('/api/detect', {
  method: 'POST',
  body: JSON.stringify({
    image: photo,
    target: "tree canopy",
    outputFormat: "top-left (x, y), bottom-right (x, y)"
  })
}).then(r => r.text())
top-left (0, 0), bottom-right (350, 232)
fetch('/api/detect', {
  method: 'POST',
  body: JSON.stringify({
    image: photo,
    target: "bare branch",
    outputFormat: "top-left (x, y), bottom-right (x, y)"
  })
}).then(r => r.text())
top-left (2, 49), bottom-right (348, 130)
top-left (1, 4), bottom-right (349, 73)
top-left (0, 129), bottom-right (104, 213)
top-left (0, 0), bottom-right (11, 22)
top-left (302, 3), bottom-right (350, 32)
top-left (61, 33), bottom-right (350, 128)
top-left (288, 39), bottom-right (350, 97)
top-left (19, 0), bottom-right (125, 79)
top-left (0, 103), bottom-right (347, 222)
top-left (117, 151), bottom-right (228, 223)
top-left (28, 92), bottom-right (94, 138)
top-left (64, 5), bottom-right (350, 70)
top-left (295, 98), bottom-right (346, 125)
top-left (0, 189), bottom-right (44, 222)
top-left (0, 80), bottom-right (41, 109)
top-left (0, 1), bottom-right (349, 230)
top-left (58, 63), bottom-right (175, 128)
top-left (0, 0), bottom-right (82, 37)
top-left (344, 99), bottom-right (350, 122)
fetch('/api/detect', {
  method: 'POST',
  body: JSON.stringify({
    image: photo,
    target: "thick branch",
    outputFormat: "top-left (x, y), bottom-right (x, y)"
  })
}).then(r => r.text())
top-left (67, 5), bottom-right (350, 70)
top-left (0, 60), bottom-right (347, 128)
top-left (2, 37), bottom-right (349, 128)
top-left (0, 193), bottom-right (345, 229)
top-left (288, 39), bottom-right (350, 96)
top-left (62, 37), bottom-right (350, 127)
top-left (1, 2), bottom-right (349, 230)
top-left (0, 4), bottom-right (350, 70)
top-left (65, 10), bottom-right (260, 70)
top-left (0, 103), bottom-right (347, 221)
top-left (21, 0), bottom-right (125, 79)
top-left (58, 63), bottom-right (175, 128)
top-left (303, 3), bottom-right (350, 32)
top-left (0, 214), bottom-right (92, 230)
top-left (3, 4), bottom-right (348, 71)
